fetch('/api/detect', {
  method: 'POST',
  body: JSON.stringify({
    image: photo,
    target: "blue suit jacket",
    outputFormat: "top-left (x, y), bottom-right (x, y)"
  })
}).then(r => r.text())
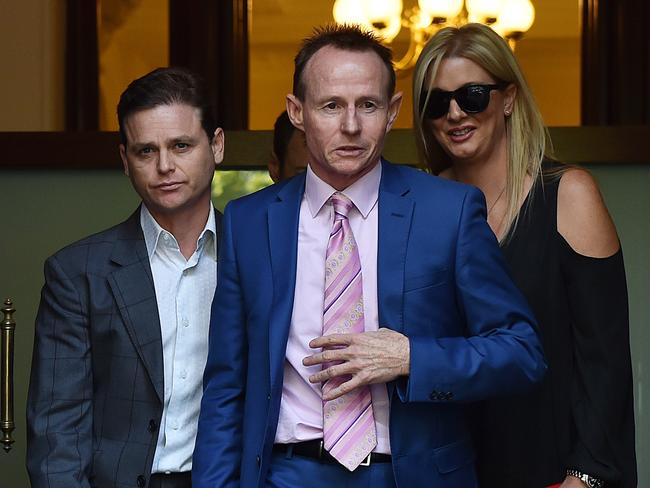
top-left (193, 161), bottom-right (546, 487)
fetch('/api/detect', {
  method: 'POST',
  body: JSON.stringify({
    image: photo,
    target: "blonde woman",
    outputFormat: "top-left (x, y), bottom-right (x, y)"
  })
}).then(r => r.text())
top-left (412, 23), bottom-right (636, 488)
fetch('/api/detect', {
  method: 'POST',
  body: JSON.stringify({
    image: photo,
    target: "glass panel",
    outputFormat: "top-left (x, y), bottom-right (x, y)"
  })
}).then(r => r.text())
top-left (514, 0), bottom-right (581, 126)
top-left (249, 2), bottom-right (329, 130)
top-left (97, 0), bottom-right (169, 131)
top-left (249, 0), bottom-right (581, 128)
top-left (0, 1), bottom-right (64, 131)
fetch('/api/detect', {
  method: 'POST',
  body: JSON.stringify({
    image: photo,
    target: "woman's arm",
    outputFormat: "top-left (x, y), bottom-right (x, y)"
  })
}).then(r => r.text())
top-left (556, 168), bottom-right (637, 487)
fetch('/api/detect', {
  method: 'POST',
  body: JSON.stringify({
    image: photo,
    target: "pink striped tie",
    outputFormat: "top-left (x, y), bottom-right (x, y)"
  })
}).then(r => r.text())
top-left (322, 192), bottom-right (377, 471)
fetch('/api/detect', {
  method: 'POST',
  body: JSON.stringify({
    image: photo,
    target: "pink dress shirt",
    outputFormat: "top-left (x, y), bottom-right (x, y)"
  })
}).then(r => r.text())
top-left (274, 161), bottom-right (391, 454)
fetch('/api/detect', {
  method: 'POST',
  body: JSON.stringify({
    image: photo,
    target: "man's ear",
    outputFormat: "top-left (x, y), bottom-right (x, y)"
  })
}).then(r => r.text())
top-left (211, 127), bottom-right (225, 166)
top-left (386, 91), bottom-right (403, 133)
top-left (286, 95), bottom-right (304, 131)
top-left (119, 144), bottom-right (130, 176)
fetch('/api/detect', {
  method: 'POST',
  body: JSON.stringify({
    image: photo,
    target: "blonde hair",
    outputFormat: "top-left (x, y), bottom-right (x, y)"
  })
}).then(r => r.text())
top-left (412, 23), bottom-right (552, 241)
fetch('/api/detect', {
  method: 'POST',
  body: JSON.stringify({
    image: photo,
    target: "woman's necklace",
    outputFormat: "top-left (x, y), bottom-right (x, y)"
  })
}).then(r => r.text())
top-left (487, 187), bottom-right (506, 215)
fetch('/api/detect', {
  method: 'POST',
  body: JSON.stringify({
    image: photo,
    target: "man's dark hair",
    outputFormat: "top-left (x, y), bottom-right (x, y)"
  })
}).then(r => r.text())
top-left (293, 24), bottom-right (396, 101)
top-left (117, 67), bottom-right (217, 146)
top-left (273, 110), bottom-right (298, 170)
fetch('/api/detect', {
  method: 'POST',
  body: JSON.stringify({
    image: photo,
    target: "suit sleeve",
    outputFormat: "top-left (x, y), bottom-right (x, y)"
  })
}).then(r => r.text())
top-left (398, 186), bottom-right (547, 403)
top-left (193, 203), bottom-right (248, 487)
top-left (26, 255), bottom-right (93, 488)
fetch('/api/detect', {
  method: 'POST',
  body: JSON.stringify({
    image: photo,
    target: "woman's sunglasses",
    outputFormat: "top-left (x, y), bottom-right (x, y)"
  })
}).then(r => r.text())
top-left (421, 83), bottom-right (507, 119)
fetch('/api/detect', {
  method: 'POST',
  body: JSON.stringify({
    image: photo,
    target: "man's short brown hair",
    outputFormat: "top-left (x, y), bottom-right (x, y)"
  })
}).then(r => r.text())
top-left (292, 24), bottom-right (396, 101)
top-left (117, 67), bottom-right (217, 146)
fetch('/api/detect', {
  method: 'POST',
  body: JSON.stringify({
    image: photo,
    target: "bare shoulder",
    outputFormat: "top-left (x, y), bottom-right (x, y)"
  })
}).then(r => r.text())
top-left (557, 167), bottom-right (620, 257)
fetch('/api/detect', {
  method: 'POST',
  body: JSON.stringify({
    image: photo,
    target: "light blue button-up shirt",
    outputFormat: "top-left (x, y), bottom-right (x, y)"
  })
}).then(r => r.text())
top-left (140, 204), bottom-right (217, 473)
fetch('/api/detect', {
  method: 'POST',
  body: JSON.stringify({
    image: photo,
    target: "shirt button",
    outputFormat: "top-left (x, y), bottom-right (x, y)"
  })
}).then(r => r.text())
top-left (180, 370), bottom-right (187, 379)
top-left (182, 318), bottom-right (189, 327)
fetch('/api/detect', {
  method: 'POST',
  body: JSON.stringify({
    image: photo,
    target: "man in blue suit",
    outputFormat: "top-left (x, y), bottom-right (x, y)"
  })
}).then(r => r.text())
top-left (193, 25), bottom-right (545, 487)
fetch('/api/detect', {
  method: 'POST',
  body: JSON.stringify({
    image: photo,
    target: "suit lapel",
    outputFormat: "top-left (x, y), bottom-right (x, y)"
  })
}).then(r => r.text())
top-left (268, 175), bottom-right (305, 390)
top-left (107, 209), bottom-right (164, 402)
top-left (263, 164), bottom-right (412, 391)
top-left (214, 206), bottom-right (223, 261)
top-left (378, 161), bottom-right (414, 336)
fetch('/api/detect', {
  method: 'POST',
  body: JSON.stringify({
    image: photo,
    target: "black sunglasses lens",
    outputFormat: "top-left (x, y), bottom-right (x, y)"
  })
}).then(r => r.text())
top-left (456, 85), bottom-right (492, 113)
top-left (422, 84), bottom-right (499, 118)
top-left (424, 91), bottom-right (451, 119)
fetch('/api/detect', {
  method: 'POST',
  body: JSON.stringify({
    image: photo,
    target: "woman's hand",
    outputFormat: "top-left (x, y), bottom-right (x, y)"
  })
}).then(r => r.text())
top-left (559, 475), bottom-right (587, 488)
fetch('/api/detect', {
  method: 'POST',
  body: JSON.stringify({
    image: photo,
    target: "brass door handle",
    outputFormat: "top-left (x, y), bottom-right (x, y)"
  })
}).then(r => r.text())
top-left (1, 298), bottom-right (15, 453)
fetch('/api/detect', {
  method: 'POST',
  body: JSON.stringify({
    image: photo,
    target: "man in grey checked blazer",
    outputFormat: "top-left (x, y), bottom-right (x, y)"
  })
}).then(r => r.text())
top-left (26, 67), bottom-right (223, 488)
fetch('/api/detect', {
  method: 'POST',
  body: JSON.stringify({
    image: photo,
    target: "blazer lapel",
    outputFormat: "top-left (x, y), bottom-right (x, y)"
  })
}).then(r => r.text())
top-left (377, 160), bottom-right (414, 336)
top-left (107, 209), bottom-right (164, 403)
top-left (214, 206), bottom-right (223, 261)
top-left (267, 175), bottom-right (305, 390)
top-left (263, 164), bottom-right (412, 391)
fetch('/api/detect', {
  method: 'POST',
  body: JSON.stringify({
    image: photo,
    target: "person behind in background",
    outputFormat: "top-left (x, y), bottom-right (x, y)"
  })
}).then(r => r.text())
top-left (412, 23), bottom-right (636, 488)
top-left (268, 110), bottom-right (309, 182)
top-left (192, 24), bottom-right (545, 488)
top-left (27, 67), bottom-right (224, 488)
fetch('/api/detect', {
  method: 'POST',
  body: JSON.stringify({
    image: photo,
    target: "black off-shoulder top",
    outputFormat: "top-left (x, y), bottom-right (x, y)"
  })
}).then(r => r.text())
top-left (472, 163), bottom-right (637, 488)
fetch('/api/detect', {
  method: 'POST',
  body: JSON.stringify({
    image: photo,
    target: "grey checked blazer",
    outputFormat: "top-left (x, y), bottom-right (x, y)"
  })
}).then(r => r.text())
top-left (26, 207), bottom-right (222, 488)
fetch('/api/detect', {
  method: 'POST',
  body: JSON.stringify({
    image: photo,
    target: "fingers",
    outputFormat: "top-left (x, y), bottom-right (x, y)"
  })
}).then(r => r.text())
top-left (309, 333), bottom-right (353, 349)
top-left (303, 346), bottom-right (352, 367)
top-left (307, 361), bottom-right (355, 383)
top-left (321, 376), bottom-right (361, 401)
top-left (304, 333), bottom-right (355, 366)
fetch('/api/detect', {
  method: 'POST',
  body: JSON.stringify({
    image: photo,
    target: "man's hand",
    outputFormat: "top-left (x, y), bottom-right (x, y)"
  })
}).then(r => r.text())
top-left (303, 328), bottom-right (410, 401)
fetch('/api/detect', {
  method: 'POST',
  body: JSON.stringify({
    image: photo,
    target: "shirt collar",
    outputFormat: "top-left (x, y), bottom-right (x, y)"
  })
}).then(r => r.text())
top-left (140, 203), bottom-right (217, 260)
top-left (304, 161), bottom-right (382, 219)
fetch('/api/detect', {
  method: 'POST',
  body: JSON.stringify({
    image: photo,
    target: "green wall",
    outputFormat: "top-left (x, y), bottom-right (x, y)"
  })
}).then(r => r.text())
top-left (1, 165), bottom-right (648, 486)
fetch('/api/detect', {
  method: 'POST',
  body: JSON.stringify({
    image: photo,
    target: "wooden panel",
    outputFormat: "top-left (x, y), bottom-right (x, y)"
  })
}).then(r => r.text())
top-left (582, 0), bottom-right (650, 124)
top-left (65, 0), bottom-right (99, 130)
top-left (64, 0), bottom-right (249, 131)
top-left (1, 128), bottom-right (649, 170)
top-left (169, 0), bottom-right (249, 129)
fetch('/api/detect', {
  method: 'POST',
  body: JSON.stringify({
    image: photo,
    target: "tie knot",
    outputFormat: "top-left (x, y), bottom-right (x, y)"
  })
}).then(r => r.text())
top-left (330, 192), bottom-right (354, 220)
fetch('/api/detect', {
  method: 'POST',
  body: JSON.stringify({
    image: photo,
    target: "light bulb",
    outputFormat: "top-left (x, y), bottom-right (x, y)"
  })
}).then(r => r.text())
top-left (375, 15), bottom-right (403, 42)
top-left (466, 0), bottom-right (504, 23)
top-left (418, 0), bottom-right (464, 21)
top-left (495, 0), bottom-right (535, 35)
top-left (361, 0), bottom-right (403, 41)
top-left (362, 0), bottom-right (403, 22)
top-left (333, 0), bottom-right (370, 27)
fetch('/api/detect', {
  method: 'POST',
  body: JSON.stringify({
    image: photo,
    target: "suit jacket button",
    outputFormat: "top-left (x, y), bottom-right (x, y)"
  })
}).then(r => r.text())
top-left (445, 392), bottom-right (453, 400)
top-left (256, 455), bottom-right (261, 465)
top-left (148, 419), bottom-right (157, 433)
top-left (137, 475), bottom-right (146, 487)
top-left (429, 390), bottom-right (439, 401)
